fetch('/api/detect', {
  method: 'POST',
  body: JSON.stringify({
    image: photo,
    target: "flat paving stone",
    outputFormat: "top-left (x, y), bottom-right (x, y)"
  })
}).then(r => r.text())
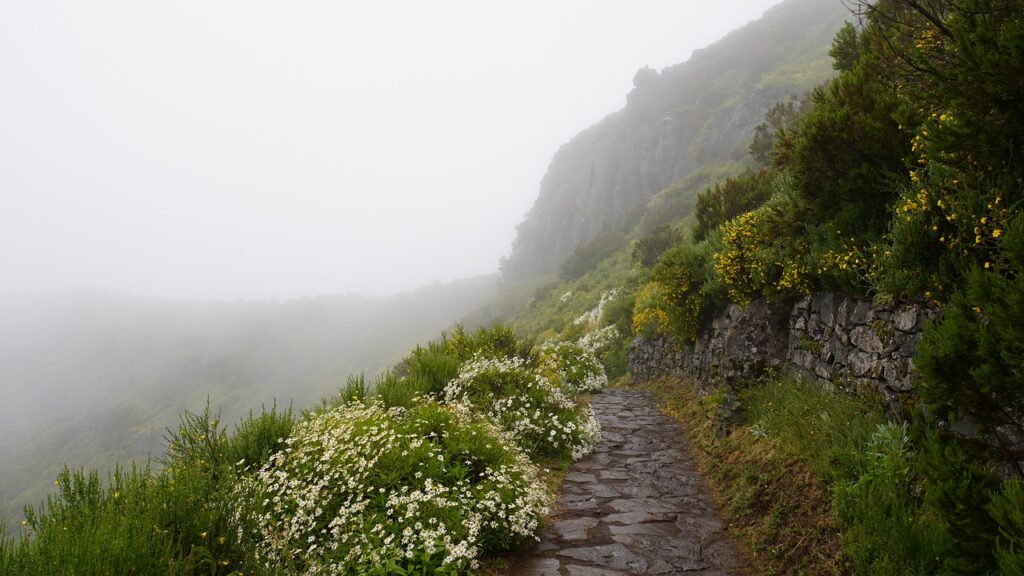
top-left (504, 390), bottom-right (745, 575)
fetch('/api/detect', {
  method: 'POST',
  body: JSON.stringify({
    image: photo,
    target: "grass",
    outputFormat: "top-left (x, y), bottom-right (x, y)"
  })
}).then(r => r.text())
top-left (638, 375), bottom-right (851, 575)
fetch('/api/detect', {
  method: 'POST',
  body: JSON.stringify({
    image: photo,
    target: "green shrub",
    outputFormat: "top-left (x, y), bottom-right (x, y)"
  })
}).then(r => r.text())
top-left (916, 212), bottom-right (1024, 474)
top-left (226, 404), bottom-right (295, 473)
top-left (990, 480), bottom-right (1024, 575)
top-left (714, 190), bottom-right (812, 305)
top-left (632, 225), bottom-right (683, 268)
top-left (234, 399), bottom-right (549, 575)
top-left (790, 61), bottom-right (910, 234)
top-left (650, 241), bottom-right (726, 341)
top-left (874, 165), bottom-right (1016, 299)
top-left (442, 325), bottom-right (529, 363)
top-left (339, 373), bottom-right (369, 404)
top-left (373, 371), bottom-right (423, 409)
top-left (403, 345), bottom-right (462, 399)
top-left (693, 170), bottom-right (777, 241)
top-left (832, 423), bottom-right (950, 575)
top-left (2, 406), bottom-right (250, 575)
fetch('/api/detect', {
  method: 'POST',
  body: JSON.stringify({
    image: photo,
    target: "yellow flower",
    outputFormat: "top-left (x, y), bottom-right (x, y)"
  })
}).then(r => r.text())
top-left (985, 262), bottom-right (991, 269)
top-left (201, 531), bottom-right (208, 539)
top-left (993, 229), bottom-right (1003, 238)
top-left (981, 217), bottom-right (988, 224)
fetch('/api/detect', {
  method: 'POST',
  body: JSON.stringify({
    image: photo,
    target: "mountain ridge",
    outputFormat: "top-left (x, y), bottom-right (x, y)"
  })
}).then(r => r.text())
top-left (502, 0), bottom-right (849, 282)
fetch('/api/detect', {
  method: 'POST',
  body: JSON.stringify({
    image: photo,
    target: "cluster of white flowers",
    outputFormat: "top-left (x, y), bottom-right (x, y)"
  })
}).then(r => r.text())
top-left (573, 289), bottom-right (618, 327)
top-left (535, 341), bottom-right (608, 394)
top-left (234, 400), bottom-right (549, 575)
top-left (577, 324), bottom-right (620, 355)
top-left (443, 354), bottom-right (600, 461)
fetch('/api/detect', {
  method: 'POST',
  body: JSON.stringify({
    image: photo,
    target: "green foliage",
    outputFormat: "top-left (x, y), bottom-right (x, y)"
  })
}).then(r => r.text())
top-left (534, 340), bottom-right (608, 394)
top-left (442, 324), bottom-right (529, 364)
top-left (873, 166), bottom-right (1015, 298)
top-left (862, 0), bottom-right (1024, 175)
top-left (339, 373), bottom-right (370, 404)
top-left (373, 371), bottom-right (423, 409)
top-left (649, 241), bottom-right (725, 341)
top-left (714, 189), bottom-right (813, 304)
top-left (749, 100), bottom-right (802, 168)
top-left (915, 213), bottom-right (1024, 475)
top-left (225, 404), bottom-right (295, 474)
top-left (742, 376), bottom-right (1017, 575)
top-left (832, 423), bottom-right (951, 575)
top-left (743, 377), bottom-right (884, 481)
top-left (560, 229), bottom-right (626, 281)
top-left (790, 61), bottom-right (910, 234)
top-left (0, 406), bottom-right (282, 575)
top-left (632, 225), bottom-right (683, 267)
top-left (693, 170), bottom-right (777, 241)
top-left (829, 21), bottom-right (862, 72)
top-left (403, 345), bottom-right (462, 399)
top-left (990, 481), bottom-right (1024, 575)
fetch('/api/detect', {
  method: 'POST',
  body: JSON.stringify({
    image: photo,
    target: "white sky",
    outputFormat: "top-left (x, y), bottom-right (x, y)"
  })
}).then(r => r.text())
top-left (1, 0), bottom-right (783, 299)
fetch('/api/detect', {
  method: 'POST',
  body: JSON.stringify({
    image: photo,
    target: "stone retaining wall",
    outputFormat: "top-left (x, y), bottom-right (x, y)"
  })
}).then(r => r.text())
top-left (629, 293), bottom-right (939, 407)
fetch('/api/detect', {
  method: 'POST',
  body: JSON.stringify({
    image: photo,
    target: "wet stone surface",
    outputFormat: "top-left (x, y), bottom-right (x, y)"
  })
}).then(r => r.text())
top-left (510, 390), bottom-right (744, 575)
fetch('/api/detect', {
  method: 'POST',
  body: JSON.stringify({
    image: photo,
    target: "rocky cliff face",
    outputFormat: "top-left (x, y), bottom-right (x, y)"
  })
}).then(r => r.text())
top-left (502, 0), bottom-right (849, 282)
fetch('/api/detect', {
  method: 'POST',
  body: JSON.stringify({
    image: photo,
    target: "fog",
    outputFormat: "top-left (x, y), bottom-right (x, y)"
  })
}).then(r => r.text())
top-left (1, 0), bottom-right (783, 300)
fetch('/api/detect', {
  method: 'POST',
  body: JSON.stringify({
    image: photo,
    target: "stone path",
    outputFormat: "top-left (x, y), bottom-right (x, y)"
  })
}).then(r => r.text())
top-left (510, 390), bottom-right (744, 575)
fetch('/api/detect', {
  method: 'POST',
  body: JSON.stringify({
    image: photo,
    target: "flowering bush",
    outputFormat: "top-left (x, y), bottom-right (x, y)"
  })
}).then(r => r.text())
top-left (443, 355), bottom-right (600, 461)
top-left (872, 163), bottom-right (1013, 299)
top-left (574, 289), bottom-right (618, 328)
top-left (235, 399), bottom-right (548, 575)
top-left (534, 340), bottom-right (607, 394)
top-left (632, 282), bottom-right (671, 337)
top-left (714, 192), bottom-right (812, 304)
top-left (577, 324), bottom-right (619, 355)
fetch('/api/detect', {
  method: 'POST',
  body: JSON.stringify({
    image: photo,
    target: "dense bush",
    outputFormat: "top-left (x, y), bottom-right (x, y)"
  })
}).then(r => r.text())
top-left (234, 399), bottom-right (548, 575)
top-left (915, 212), bottom-right (1024, 475)
top-left (789, 60), bottom-right (910, 234)
top-left (713, 190), bottom-right (812, 304)
top-left (693, 170), bottom-right (777, 241)
top-left (632, 225), bottom-right (682, 268)
top-left (649, 242), bottom-right (724, 341)
top-left (534, 340), bottom-right (608, 394)
top-left (443, 355), bottom-right (600, 461)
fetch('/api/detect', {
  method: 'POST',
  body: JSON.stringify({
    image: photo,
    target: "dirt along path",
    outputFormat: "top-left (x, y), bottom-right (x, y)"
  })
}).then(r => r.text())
top-left (510, 389), bottom-right (745, 576)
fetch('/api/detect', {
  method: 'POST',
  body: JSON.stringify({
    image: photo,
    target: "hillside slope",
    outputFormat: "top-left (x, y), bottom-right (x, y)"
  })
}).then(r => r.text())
top-left (502, 0), bottom-right (848, 281)
top-left (0, 275), bottom-right (496, 523)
